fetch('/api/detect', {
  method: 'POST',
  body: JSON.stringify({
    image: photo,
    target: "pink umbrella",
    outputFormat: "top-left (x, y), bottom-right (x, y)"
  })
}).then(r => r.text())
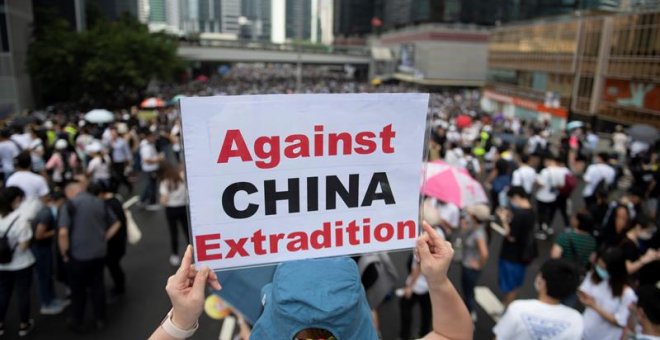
top-left (422, 160), bottom-right (488, 208)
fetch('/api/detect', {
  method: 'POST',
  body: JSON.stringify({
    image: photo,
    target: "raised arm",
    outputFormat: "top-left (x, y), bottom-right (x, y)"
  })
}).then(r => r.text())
top-left (149, 245), bottom-right (221, 340)
top-left (419, 221), bottom-right (473, 340)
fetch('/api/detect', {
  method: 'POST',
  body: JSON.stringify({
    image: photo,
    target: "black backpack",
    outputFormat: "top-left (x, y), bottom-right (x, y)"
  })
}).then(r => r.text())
top-left (0, 215), bottom-right (21, 264)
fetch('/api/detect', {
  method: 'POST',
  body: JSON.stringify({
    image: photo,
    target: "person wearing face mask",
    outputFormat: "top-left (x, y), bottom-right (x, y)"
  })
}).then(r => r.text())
top-left (619, 216), bottom-right (660, 275)
top-left (459, 204), bottom-right (490, 322)
top-left (30, 191), bottom-right (69, 316)
top-left (578, 247), bottom-right (638, 340)
top-left (493, 259), bottom-right (583, 339)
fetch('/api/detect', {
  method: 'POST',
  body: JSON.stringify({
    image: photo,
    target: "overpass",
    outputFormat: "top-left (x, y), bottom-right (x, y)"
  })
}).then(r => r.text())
top-left (177, 40), bottom-right (371, 65)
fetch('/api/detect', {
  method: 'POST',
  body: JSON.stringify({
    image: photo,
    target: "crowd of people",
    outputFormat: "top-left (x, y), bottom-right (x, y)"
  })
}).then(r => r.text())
top-left (0, 64), bottom-right (658, 339)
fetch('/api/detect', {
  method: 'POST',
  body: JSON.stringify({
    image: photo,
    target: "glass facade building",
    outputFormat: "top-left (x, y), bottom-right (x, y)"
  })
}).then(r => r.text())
top-left (483, 10), bottom-right (660, 129)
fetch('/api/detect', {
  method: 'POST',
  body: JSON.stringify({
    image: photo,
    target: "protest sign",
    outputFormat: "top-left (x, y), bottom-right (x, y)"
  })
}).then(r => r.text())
top-left (180, 93), bottom-right (429, 270)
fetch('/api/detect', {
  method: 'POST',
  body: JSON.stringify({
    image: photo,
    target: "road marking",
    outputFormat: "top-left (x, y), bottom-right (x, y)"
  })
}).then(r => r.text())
top-left (475, 286), bottom-right (504, 322)
top-left (122, 196), bottom-right (139, 209)
top-left (219, 315), bottom-right (236, 340)
top-left (490, 222), bottom-right (505, 236)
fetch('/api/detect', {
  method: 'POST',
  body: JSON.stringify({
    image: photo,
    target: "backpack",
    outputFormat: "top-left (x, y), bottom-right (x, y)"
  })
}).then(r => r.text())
top-left (465, 158), bottom-right (477, 179)
top-left (558, 173), bottom-right (577, 198)
top-left (0, 215), bottom-right (21, 264)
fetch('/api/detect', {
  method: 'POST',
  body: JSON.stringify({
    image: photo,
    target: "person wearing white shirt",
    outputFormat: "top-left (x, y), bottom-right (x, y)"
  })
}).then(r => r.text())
top-left (0, 130), bottom-right (20, 183)
top-left (6, 153), bottom-right (49, 202)
top-left (578, 248), bottom-right (637, 340)
top-left (611, 125), bottom-right (628, 162)
top-left (494, 259), bottom-right (583, 340)
top-left (0, 187), bottom-right (36, 336)
top-left (511, 154), bottom-right (537, 195)
top-left (139, 131), bottom-right (162, 208)
top-left (110, 128), bottom-right (133, 193)
top-left (86, 145), bottom-right (112, 187)
top-left (583, 153), bottom-right (616, 209)
top-left (535, 156), bottom-right (569, 237)
top-left (158, 163), bottom-right (189, 267)
top-left (444, 143), bottom-right (464, 168)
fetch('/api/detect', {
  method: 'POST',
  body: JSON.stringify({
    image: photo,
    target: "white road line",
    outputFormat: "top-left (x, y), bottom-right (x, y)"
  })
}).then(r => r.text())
top-left (122, 196), bottom-right (139, 209)
top-left (490, 222), bottom-right (505, 236)
top-left (219, 316), bottom-right (236, 340)
top-left (475, 286), bottom-right (504, 322)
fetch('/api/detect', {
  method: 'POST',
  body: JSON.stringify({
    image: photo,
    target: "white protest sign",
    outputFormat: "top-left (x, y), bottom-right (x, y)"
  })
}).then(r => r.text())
top-left (180, 93), bottom-right (428, 270)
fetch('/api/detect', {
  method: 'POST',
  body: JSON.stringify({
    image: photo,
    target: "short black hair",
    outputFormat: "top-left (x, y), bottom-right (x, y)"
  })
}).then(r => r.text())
top-left (507, 186), bottom-right (528, 200)
top-left (520, 154), bottom-right (530, 164)
top-left (15, 151), bottom-right (32, 170)
top-left (540, 259), bottom-right (580, 300)
top-left (87, 182), bottom-right (103, 196)
top-left (575, 211), bottom-right (594, 233)
top-left (637, 283), bottom-right (660, 324)
top-left (597, 152), bottom-right (609, 162)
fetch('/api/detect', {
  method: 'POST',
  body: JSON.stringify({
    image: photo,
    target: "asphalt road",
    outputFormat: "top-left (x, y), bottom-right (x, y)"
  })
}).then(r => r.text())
top-left (3, 186), bottom-right (576, 340)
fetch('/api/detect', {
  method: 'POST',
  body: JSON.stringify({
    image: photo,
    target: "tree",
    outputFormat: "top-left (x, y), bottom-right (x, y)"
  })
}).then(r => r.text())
top-left (28, 12), bottom-right (183, 109)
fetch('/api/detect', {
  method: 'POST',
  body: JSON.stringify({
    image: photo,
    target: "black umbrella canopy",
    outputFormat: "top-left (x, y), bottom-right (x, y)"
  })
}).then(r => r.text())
top-left (8, 116), bottom-right (36, 128)
top-left (628, 124), bottom-right (659, 144)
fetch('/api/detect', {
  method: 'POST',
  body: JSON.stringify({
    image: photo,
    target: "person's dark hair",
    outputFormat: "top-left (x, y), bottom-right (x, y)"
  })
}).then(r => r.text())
top-left (540, 259), bottom-right (580, 300)
top-left (49, 190), bottom-right (65, 201)
top-left (575, 211), bottom-right (594, 233)
top-left (158, 161), bottom-right (183, 191)
top-left (0, 186), bottom-right (25, 216)
top-left (15, 151), bottom-right (32, 170)
top-left (495, 158), bottom-right (510, 175)
top-left (0, 129), bottom-right (10, 139)
top-left (520, 154), bottom-right (530, 164)
top-left (597, 152), bottom-right (609, 162)
top-left (87, 182), bottom-right (103, 196)
top-left (637, 283), bottom-right (660, 325)
top-left (507, 186), bottom-right (528, 200)
top-left (591, 247), bottom-right (628, 297)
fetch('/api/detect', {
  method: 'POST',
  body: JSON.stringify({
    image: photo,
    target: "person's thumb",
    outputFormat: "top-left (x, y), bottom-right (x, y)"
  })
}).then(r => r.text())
top-left (191, 267), bottom-right (210, 297)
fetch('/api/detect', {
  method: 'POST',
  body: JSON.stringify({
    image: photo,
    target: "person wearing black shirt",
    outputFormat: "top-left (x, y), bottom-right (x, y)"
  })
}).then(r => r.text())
top-left (496, 186), bottom-right (536, 307)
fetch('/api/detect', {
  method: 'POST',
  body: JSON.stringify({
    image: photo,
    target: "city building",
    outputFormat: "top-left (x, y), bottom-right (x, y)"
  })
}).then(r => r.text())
top-left (241, 0), bottom-right (271, 41)
top-left (369, 24), bottom-right (490, 87)
top-left (1, 0), bottom-right (35, 115)
top-left (482, 10), bottom-right (660, 129)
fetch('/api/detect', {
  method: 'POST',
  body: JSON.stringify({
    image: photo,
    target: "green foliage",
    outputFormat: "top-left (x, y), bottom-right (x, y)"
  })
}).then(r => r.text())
top-left (28, 12), bottom-right (183, 109)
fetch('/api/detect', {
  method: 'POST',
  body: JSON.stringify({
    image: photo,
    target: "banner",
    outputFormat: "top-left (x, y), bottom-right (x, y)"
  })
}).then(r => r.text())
top-left (180, 93), bottom-right (429, 270)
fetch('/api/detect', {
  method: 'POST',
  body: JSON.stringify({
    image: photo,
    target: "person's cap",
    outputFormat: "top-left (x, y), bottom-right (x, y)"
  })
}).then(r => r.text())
top-left (250, 257), bottom-right (377, 340)
top-left (466, 204), bottom-right (491, 222)
top-left (54, 139), bottom-right (68, 150)
top-left (44, 121), bottom-right (54, 129)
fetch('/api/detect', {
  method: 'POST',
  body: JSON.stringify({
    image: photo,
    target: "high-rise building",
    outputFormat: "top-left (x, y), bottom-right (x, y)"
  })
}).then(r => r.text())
top-left (285, 0), bottom-right (311, 40)
top-left (1, 0), bottom-right (35, 114)
top-left (241, 0), bottom-right (271, 40)
top-left (148, 0), bottom-right (166, 22)
top-left (196, 0), bottom-right (239, 34)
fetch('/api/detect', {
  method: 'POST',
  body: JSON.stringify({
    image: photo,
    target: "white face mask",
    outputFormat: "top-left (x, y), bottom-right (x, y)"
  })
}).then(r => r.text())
top-left (534, 276), bottom-right (544, 293)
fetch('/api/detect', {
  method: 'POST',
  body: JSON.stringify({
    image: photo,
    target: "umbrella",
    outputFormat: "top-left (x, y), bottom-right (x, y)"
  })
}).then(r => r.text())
top-left (140, 97), bottom-right (165, 109)
top-left (566, 121), bottom-right (584, 131)
top-left (168, 94), bottom-right (186, 106)
top-left (422, 160), bottom-right (488, 208)
top-left (84, 109), bottom-right (114, 124)
top-left (9, 116), bottom-right (35, 128)
top-left (628, 124), bottom-right (659, 144)
top-left (195, 74), bottom-right (209, 83)
top-left (455, 115), bottom-right (472, 129)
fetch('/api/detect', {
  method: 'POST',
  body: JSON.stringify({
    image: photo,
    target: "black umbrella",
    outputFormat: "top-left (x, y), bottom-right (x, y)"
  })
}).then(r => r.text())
top-left (628, 124), bottom-right (659, 144)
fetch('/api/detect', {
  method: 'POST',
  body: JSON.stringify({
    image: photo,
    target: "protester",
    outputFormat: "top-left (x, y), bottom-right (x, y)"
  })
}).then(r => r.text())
top-left (6, 151), bottom-right (50, 202)
top-left (493, 259), bottom-right (583, 339)
top-left (0, 187), bottom-right (35, 337)
top-left (85, 143), bottom-right (112, 188)
top-left (511, 154), bottom-right (537, 195)
top-left (139, 130), bottom-right (162, 209)
top-left (109, 127), bottom-right (133, 193)
top-left (96, 182), bottom-right (128, 298)
top-left (31, 191), bottom-right (69, 315)
top-left (600, 204), bottom-right (632, 247)
top-left (579, 247), bottom-right (638, 340)
top-left (58, 181), bottom-right (120, 331)
top-left (496, 186), bottom-right (536, 306)
top-left (619, 215), bottom-right (659, 275)
top-left (459, 204), bottom-right (490, 321)
top-left (583, 152), bottom-right (616, 209)
top-left (149, 222), bottom-right (473, 340)
top-left (628, 282), bottom-right (660, 339)
top-left (535, 154), bottom-right (571, 238)
top-left (551, 211), bottom-right (597, 271)
top-left (0, 129), bottom-right (21, 184)
top-left (46, 139), bottom-right (78, 189)
top-left (158, 162), bottom-right (189, 266)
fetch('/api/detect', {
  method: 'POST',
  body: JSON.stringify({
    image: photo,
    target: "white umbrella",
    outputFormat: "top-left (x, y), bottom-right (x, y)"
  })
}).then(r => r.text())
top-left (85, 109), bottom-right (114, 124)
